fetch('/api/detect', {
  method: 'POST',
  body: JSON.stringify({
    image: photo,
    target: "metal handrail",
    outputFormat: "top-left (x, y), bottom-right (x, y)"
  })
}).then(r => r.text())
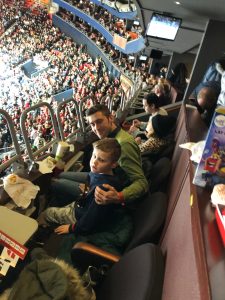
top-left (20, 102), bottom-right (60, 161)
top-left (78, 96), bottom-right (91, 133)
top-left (126, 101), bottom-right (182, 121)
top-left (108, 93), bottom-right (121, 112)
top-left (99, 94), bottom-right (108, 105)
top-left (100, 95), bottom-right (112, 111)
top-left (108, 95), bottom-right (114, 111)
top-left (0, 109), bottom-right (23, 172)
top-left (120, 86), bottom-right (132, 111)
top-left (119, 89), bottom-right (125, 111)
top-left (56, 98), bottom-right (83, 141)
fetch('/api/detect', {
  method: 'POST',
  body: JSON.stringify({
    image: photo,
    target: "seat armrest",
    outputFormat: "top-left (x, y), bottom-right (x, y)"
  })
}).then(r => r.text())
top-left (71, 242), bottom-right (120, 274)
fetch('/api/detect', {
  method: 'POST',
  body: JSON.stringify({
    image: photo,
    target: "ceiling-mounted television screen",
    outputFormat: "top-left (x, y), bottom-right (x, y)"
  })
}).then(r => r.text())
top-left (146, 13), bottom-right (182, 41)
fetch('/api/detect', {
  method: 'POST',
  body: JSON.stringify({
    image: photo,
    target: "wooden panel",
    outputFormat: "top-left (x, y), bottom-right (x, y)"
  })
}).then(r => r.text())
top-left (185, 103), bottom-right (225, 299)
top-left (163, 149), bottom-right (190, 230)
top-left (160, 104), bottom-right (212, 299)
top-left (160, 105), bottom-right (190, 234)
top-left (171, 118), bottom-right (188, 176)
top-left (190, 166), bottom-right (211, 299)
top-left (161, 172), bottom-right (201, 300)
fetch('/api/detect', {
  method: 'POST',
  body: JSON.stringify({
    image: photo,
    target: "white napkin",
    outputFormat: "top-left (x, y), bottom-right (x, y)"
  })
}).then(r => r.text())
top-left (3, 174), bottom-right (40, 208)
top-left (179, 141), bottom-right (205, 163)
top-left (37, 156), bottom-right (56, 174)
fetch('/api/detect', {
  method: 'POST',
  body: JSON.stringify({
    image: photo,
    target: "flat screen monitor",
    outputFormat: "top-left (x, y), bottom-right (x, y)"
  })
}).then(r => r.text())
top-left (139, 55), bottom-right (148, 61)
top-left (146, 13), bottom-right (182, 41)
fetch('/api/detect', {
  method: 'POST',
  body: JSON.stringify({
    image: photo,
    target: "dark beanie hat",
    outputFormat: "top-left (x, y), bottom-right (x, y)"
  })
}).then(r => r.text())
top-left (144, 92), bottom-right (160, 108)
top-left (152, 114), bottom-right (176, 138)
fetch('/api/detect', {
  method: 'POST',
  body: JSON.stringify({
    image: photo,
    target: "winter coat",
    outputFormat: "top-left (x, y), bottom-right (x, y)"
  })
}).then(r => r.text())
top-left (57, 209), bottom-right (133, 266)
top-left (0, 248), bottom-right (95, 300)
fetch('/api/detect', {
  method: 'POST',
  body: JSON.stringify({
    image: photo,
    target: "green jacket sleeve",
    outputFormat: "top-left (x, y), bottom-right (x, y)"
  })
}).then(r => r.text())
top-left (117, 130), bottom-right (148, 202)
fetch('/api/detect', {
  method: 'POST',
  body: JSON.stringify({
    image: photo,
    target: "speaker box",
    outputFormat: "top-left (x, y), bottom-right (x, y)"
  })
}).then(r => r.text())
top-left (150, 49), bottom-right (163, 59)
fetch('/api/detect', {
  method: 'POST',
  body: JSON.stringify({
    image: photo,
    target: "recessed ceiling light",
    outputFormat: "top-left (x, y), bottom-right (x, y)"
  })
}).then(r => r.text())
top-left (175, 1), bottom-right (181, 4)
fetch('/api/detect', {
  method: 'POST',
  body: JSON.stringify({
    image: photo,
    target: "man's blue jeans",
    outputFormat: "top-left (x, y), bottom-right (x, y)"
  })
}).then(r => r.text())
top-left (50, 172), bottom-right (88, 207)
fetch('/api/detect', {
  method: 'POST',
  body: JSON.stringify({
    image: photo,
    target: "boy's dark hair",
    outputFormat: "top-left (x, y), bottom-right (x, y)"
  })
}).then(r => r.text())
top-left (93, 138), bottom-right (121, 162)
top-left (86, 104), bottom-right (111, 117)
top-left (143, 92), bottom-right (160, 108)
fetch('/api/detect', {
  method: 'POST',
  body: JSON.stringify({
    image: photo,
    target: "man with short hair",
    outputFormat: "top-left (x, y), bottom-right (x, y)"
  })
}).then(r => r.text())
top-left (197, 87), bottom-right (217, 126)
top-left (52, 104), bottom-right (148, 207)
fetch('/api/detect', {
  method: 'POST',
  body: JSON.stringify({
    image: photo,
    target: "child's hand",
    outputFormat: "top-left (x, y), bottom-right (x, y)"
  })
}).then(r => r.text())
top-left (54, 224), bottom-right (70, 235)
top-left (79, 183), bottom-right (86, 193)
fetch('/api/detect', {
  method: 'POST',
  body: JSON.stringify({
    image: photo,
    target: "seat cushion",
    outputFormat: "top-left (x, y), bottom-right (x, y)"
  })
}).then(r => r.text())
top-left (149, 157), bottom-right (171, 192)
top-left (96, 243), bottom-right (165, 300)
top-left (126, 192), bottom-right (167, 250)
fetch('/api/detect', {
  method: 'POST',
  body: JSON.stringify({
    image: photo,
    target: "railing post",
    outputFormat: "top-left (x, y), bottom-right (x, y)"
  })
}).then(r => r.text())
top-left (20, 102), bottom-right (60, 161)
top-left (78, 97), bottom-right (90, 134)
top-left (0, 109), bottom-right (23, 172)
top-left (56, 98), bottom-right (83, 141)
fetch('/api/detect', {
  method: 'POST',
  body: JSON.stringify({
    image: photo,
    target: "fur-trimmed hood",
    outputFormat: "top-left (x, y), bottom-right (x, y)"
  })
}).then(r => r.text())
top-left (0, 248), bottom-right (95, 300)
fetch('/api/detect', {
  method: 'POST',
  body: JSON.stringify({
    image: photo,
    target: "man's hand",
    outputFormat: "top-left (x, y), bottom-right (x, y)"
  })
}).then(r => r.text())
top-left (79, 183), bottom-right (87, 193)
top-left (95, 184), bottom-right (120, 205)
top-left (132, 119), bottom-right (141, 127)
top-left (135, 137), bottom-right (142, 144)
top-left (129, 124), bottom-right (138, 133)
top-left (54, 224), bottom-right (70, 235)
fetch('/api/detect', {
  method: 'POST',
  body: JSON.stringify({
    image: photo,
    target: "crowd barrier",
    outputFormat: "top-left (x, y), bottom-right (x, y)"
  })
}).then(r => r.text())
top-left (53, 88), bottom-right (74, 102)
top-left (22, 59), bottom-right (49, 79)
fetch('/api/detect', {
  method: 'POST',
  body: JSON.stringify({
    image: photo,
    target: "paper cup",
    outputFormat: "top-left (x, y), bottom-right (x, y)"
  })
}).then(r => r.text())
top-left (55, 141), bottom-right (70, 160)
